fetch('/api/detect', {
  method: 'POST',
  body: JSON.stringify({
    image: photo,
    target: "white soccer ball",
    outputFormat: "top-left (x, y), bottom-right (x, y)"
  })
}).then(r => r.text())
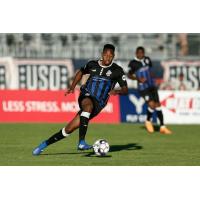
top-left (93, 139), bottom-right (110, 156)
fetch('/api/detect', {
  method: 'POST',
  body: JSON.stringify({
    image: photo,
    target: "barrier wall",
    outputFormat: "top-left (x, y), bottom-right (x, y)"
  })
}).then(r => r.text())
top-left (0, 58), bottom-right (74, 90)
top-left (0, 90), bottom-right (120, 123)
top-left (161, 60), bottom-right (200, 90)
top-left (120, 89), bottom-right (200, 124)
top-left (1, 57), bottom-right (200, 124)
top-left (159, 90), bottom-right (200, 124)
top-left (119, 89), bottom-right (157, 123)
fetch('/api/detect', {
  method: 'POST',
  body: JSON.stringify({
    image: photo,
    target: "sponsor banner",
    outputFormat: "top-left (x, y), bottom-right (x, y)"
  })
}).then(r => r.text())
top-left (159, 90), bottom-right (200, 124)
top-left (120, 89), bottom-right (200, 124)
top-left (0, 90), bottom-right (120, 123)
top-left (0, 57), bottom-right (162, 91)
top-left (0, 57), bottom-right (74, 90)
top-left (120, 89), bottom-right (150, 123)
top-left (0, 57), bottom-right (13, 90)
top-left (162, 60), bottom-right (200, 90)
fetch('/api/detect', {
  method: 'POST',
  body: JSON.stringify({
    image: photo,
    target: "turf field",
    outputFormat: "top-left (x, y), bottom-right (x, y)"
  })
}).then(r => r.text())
top-left (0, 123), bottom-right (200, 166)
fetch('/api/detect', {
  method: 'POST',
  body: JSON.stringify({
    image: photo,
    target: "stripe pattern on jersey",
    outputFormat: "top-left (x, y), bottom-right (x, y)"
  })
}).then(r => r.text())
top-left (135, 66), bottom-right (155, 90)
top-left (85, 76), bottom-right (112, 107)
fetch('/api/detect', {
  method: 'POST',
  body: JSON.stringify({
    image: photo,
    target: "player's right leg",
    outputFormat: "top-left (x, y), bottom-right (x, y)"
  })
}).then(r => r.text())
top-left (139, 89), bottom-right (155, 133)
top-left (77, 97), bottom-right (94, 150)
top-left (152, 87), bottom-right (172, 134)
top-left (155, 102), bottom-right (172, 135)
top-left (32, 114), bottom-right (80, 156)
top-left (145, 100), bottom-right (156, 133)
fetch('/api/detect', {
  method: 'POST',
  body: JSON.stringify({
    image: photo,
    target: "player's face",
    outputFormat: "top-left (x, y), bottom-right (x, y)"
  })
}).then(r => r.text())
top-left (136, 50), bottom-right (145, 60)
top-left (102, 49), bottom-right (115, 66)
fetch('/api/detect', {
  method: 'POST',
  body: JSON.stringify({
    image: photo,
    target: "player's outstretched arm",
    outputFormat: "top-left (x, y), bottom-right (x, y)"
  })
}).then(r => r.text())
top-left (127, 72), bottom-right (137, 80)
top-left (127, 72), bottom-right (146, 83)
top-left (65, 70), bottom-right (83, 96)
top-left (109, 86), bottom-right (128, 96)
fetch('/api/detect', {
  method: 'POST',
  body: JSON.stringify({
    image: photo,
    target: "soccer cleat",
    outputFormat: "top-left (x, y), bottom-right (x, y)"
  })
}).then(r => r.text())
top-left (160, 126), bottom-right (172, 135)
top-left (77, 140), bottom-right (93, 150)
top-left (145, 120), bottom-right (154, 133)
top-left (32, 141), bottom-right (47, 155)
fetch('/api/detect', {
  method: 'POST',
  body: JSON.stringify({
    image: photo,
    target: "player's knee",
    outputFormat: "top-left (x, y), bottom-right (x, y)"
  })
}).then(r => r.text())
top-left (83, 104), bottom-right (93, 113)
top-left (82, 101), bottom-right (93, 113)
top-left (64, 127), bottom-right (72, 134)
top-left (64, 123), bottom-right (77, 134)
top-left (81, 98), bottom-right (93, 113)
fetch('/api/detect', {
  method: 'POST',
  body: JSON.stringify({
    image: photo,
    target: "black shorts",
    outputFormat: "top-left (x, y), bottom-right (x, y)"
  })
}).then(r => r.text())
top-left (78, 93), bottom-right (103, 120)
top-left (139, 87), bottom-right (160, 103)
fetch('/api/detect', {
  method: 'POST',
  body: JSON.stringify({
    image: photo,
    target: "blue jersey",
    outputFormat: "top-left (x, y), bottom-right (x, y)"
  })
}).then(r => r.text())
top-left (80, 60), bottom-right (127, 107)
top-left (135, 66), bottom-right (155, 90)
top-left (128, 57), bottom-right (155, 91)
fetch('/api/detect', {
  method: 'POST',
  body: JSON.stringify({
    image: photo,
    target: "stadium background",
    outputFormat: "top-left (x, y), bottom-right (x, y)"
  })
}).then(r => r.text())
top-left (1, 33), bottom-right (200, 165)
top-left (0, 33), bottom-right (200, 124)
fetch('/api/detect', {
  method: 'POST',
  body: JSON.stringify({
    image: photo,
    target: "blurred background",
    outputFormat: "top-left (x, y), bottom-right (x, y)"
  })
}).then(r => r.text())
top-left (0, 33), bottom-right (199, 59)
top-left (0, 33), bottom-right (200, 124)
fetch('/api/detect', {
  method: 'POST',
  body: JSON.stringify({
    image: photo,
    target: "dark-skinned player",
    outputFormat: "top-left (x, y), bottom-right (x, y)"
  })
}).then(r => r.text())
top-left (127, 46), bottom-right (172, 134)
top-left (33, 44), bottom-right (128, 155)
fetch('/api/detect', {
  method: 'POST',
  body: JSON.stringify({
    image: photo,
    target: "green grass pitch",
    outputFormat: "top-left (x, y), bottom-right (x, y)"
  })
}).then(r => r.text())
top-left (0, 123), bottom-right (200, 166)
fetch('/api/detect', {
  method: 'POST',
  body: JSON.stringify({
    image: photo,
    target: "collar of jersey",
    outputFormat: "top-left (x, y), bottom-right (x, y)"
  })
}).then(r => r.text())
top-left (134, 57), bottom-right (145, 62)
top-left (98, 60), bottom-right (113, 68)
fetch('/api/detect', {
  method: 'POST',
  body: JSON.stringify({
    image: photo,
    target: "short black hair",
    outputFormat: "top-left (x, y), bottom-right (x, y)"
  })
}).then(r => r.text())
top-left (136, 46), bottom-right (145, 53)
top-left (103, 44), bottom-right (115, 52)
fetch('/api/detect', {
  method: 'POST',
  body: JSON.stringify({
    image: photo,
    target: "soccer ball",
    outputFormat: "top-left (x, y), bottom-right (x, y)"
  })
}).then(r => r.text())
top-left (93, 139), bottom-right (110, 156)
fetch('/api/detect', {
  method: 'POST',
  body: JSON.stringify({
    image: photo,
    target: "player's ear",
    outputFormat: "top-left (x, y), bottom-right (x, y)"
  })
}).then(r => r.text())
top-left (112, 52), bottom-right (115, 60)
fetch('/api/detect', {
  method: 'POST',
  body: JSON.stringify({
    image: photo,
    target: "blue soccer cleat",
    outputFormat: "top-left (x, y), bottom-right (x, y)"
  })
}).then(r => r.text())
top-left (32, 141), bottom-right (47, 156)
top-left (77, 140), bottom-right (93, 150)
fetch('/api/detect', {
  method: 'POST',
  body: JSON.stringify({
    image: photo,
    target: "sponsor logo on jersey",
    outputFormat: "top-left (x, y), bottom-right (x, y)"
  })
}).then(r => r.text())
top-left (145, 58), bottom-right (149, 64)
top-left (106, 70), bottom-right (112, 77)
top-left (122, 75), bottom-right (126, 81)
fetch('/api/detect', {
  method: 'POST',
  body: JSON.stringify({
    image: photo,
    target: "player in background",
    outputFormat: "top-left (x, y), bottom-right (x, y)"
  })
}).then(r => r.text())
top-left (127, 46), bottom-right (172, 134)
top-left (33, 44), bottom-right (128, 155)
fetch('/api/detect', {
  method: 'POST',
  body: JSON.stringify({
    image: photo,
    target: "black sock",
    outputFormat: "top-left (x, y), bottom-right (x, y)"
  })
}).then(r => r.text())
top-left (156, 109), bottom-right (164, 126)
top-left (147, 107), bottom-right (154, 121)
top-left (79, 112), bottom-right (90, 142)
top-left (46, 128), bottom-right (68, 146)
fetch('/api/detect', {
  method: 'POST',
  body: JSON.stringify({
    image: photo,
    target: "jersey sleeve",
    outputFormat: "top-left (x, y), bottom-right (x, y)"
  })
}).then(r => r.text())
top-left (149, 58), bottom-right (152, 67)
top-left (128, 60), bottom-right (135, 74)
top-left (117, 68), bottom-right (128, 87)
top-left (80, 61), bottom-right (91, 74)
top-left (145, 57), bottom-right (152, 67)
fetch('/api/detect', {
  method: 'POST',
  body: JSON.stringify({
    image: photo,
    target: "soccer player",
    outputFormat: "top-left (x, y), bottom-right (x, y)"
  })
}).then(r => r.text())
top-left (33, 44), bottom-right (128, 155)
top-left (127, 46), bottom-right (172, 134)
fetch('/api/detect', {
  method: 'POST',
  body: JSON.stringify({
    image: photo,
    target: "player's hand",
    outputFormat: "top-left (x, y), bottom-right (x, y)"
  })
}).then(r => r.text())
top-left (64, 87), bottom-right (74, 96)
top-left (138, 77), bottom-right (147, 83)
top-left (109, 90), bottom-right (118, 96)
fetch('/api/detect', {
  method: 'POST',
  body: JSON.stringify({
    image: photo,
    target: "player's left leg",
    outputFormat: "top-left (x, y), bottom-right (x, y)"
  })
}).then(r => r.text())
top-left (153, 89), bottom-right (172, 135)
top-left (32, 114), bottom-right (80, 155)
top-left (155, 102), bottom-right (172, 134)
top-left (45, 113), bottom-right (80, 146)
top-left (154, 103), bottom-right (164, 126)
